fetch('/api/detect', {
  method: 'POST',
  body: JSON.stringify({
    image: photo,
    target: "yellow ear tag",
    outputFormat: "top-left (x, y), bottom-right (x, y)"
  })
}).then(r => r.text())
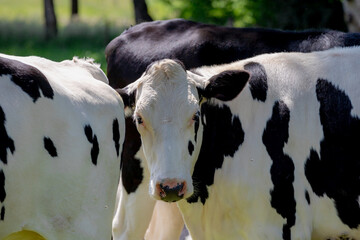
top-left (2, 230), bottom-right (46, 240)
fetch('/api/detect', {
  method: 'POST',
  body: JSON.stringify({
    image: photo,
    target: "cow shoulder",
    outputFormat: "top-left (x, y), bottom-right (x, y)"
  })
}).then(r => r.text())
top-left (0, 56), bottom-right (54, 103)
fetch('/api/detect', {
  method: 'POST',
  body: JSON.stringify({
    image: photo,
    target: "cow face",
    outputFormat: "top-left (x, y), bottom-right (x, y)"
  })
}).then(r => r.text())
top-left (118, 59), bottom-right (249, 202)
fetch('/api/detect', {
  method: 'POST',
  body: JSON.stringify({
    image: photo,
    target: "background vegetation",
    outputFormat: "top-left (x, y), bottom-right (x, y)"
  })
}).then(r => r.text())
top-left (159, 0), bottom-right (347, 30)
top-left (0, 0), bottom-right (135, 71)
top-left (0, 0), bottom-right (348, 73)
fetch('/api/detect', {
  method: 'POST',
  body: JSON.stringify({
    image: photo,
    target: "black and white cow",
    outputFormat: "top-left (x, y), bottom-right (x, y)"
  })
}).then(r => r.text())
top-left (0, 54), bottom-right (125, 239)
top-left (106, 18), bottom-right (360, 88)
top-left (117, 47), bottom-right (360, 240)
top-left (107, 18), bottom-right (360, 240)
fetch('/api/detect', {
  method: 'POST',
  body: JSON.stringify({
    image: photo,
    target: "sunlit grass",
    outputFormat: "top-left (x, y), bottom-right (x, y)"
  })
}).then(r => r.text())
top-left (0, 0), bottom-right (174, 26)
top-left (0, 0), bottom-right (134, 26)
top-left (0, 19), bottom-right (126, 72)
top-left (0, 0), bottom-right (175, 73)
top-left (0, 0), bottom-right (137, 73)
top-left (0, 0), bottom-right (42, 21)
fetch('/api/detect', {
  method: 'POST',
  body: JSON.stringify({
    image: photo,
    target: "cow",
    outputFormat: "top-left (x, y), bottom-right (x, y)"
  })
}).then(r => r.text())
top-left (107, 18), bottom-right (360, 240)
top-left (105, 18), bottom-right (360, 88)
top-left (0, 54), bottom-right (125, 240)
top-left (116, 46), bottom-right (360, 240)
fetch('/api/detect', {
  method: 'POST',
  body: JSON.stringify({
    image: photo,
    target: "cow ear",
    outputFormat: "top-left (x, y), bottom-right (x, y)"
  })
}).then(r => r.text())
top-left (116, 87), bottom-right (136, 116)
top-left (198, 70), bottom-right (250, 101)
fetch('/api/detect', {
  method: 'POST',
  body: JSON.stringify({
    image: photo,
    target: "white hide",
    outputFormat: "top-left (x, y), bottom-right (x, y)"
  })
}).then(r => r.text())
top-left (0, 54), bottom-right (125, 239)
top-left (112, 61), bottom-right (195, 240)
top-left (112, 140), bottom-right (187, 240)
top-left (145, 201), bottom-right (185, 240)
top-left (127, 61), bottom-right (202, 200)
top-left (112, 139), bottom-right (187, 240)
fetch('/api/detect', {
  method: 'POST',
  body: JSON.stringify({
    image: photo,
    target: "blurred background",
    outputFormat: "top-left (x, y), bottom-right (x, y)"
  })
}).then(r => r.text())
top-left (0, 0), bottom-right (358, 72)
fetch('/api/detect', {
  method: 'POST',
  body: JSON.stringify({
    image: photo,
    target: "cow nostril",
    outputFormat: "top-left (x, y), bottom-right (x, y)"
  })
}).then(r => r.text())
top-left (158, 182), bottom-right (186, 202)
top-left (160, 182), bottom-right (184, 193)
top-left (173, 182), bottom-right (184, 193)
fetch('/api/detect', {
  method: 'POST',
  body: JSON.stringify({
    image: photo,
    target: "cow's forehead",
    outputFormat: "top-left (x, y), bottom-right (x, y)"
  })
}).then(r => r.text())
top-left (143, 59), bottom-right (187, 85)
top-left (135, 60), bottom-right (200, 121)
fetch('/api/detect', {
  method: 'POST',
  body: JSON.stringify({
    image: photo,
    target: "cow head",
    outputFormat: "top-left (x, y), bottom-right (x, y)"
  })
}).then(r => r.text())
top-left (118, 59), bottom-right (249, 202)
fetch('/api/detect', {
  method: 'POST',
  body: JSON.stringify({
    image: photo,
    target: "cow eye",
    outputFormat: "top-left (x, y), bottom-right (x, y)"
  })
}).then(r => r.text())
top-left (136, 115), bottom-right (143, 125)
top-left (192, 111), bottom-right (200, 122)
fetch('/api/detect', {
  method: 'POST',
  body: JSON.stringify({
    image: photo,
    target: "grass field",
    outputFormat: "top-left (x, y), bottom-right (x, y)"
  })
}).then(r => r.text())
top-left (0, 0), bottom-right (172, 72)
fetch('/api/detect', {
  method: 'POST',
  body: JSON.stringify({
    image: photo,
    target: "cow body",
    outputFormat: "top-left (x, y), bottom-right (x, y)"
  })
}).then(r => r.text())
top-left (108, 19), bottom-right (360, 240)
top-left (106, 18), bottom-right (360, 88)
top-left (118, 47), bottom-right (360, 240)
top-left (0, 54), bottom-right (125, 239)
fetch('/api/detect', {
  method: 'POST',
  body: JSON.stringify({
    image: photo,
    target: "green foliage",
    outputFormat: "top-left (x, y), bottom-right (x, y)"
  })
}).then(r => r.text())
top-left (157, 0), bottom-right (254, 26)
top-left (246, 0), bottom-right (347, 30)
top-left (157, 0), bottom-right (347, 30)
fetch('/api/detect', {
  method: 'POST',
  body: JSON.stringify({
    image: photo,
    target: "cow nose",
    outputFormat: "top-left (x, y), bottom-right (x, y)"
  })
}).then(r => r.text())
top-left (157, 180), bottom-right (186, 202)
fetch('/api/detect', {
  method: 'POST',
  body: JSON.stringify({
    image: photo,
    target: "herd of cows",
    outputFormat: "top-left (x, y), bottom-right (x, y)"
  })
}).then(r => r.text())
top-left (1, 18), bottom-right (360, 240)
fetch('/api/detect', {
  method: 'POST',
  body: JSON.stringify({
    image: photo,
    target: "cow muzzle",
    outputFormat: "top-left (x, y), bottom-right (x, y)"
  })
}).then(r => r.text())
top-left (156, 179), bottom-right (187, 202)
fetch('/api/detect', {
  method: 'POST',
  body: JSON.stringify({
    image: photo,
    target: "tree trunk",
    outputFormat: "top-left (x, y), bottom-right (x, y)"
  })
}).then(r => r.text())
top-left (133, 0), bottom-right (153, 24)
top-left (44, 0), bottom-right (58, 39)
top-left (71, 0), bottom-right (79, 19)
top-left (342, 0), bottom-right (360, 32)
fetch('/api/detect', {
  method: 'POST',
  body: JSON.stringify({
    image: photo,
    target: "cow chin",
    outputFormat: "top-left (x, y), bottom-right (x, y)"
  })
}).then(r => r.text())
top-left (149, 175), bottom-right (194, 202)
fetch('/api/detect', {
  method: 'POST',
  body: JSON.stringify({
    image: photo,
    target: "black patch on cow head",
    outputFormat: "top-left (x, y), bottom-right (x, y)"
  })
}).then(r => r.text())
top-left (194, 111), bottom-right (200, 142)
top-left (305, 190), bottom-right (310, 205)
top-left (113, 118), bottom-right (121, 157)
top-left (84, 125), bottom-right (99, 166)
top-left (121, 117), bottom-right (144, 194)
top-left (187, 103), bottom-right (244, 204)
top-left (305, 78), bottom-right (360, 229)
top-left (0, 106), bottom-right (15, 165)
top-left (244, 62), bottom-right (268, 102)
top-left (0, 206), bottom-right (4, 221)
top-left (117, 88), bottom-right (136, 111)
top-left (188, 141), bottom-right (194, 156)
top-left (198, 70), bottom-right (249, 101)
top-left (262, 100), bottom-right (296, 240)
top-left (0, 56), bottom-right (54, 103)
top-left (43, 137), bottom-right (57, 157)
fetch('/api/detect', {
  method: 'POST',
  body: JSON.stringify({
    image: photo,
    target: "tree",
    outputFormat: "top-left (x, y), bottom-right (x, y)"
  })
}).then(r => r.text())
top-left (71, 0), bottom-right (79, 19)
top-left (44, 0), bottom-right (58, 39)
top-left (133, 0), bottom-right (153, 24)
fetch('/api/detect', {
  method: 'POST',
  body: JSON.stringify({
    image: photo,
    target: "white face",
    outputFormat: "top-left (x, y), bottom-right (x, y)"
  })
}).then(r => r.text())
top-left (132, 60), bottom-right (203, 202)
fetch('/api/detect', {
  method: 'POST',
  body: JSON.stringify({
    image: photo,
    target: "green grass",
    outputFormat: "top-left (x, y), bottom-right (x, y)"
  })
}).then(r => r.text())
top-left (0, 19), bottom-right (125, 72)
top-left (0, 0), bottom-right (134, 26)
top-left (0, 0), bottom-right (172, 73)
